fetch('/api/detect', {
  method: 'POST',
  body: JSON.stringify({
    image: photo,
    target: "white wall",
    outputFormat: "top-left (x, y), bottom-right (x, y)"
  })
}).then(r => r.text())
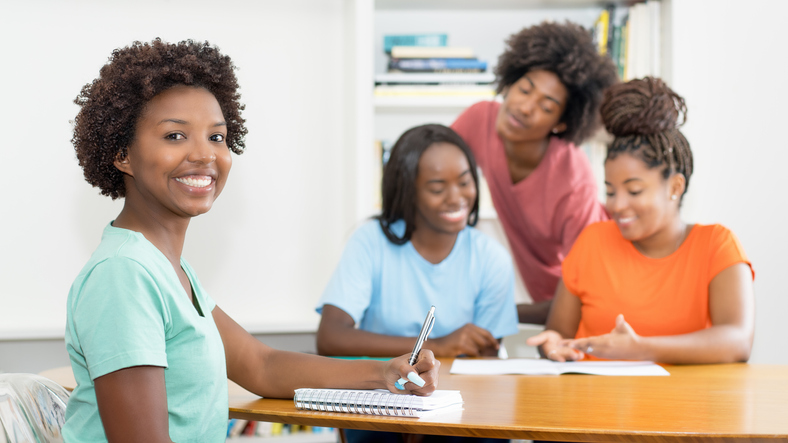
top-left (0, 0), bottom-right (349, 339)
top-left (671, 0), bottom-right (788, 363)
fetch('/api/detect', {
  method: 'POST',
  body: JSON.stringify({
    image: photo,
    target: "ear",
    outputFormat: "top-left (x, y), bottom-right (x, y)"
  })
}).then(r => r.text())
top-left (500, 85), bottom-right (510, 99)
top-left (113, 149), bottom-right (133, 176)
top-left (668, 172), bottom-right (686, 201)
top-left (551, 122), bottom-right (568, 134)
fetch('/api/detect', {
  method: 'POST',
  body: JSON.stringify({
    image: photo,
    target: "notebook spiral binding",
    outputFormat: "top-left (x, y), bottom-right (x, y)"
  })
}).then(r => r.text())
top-left (294, 389), bottom-right (419, 416)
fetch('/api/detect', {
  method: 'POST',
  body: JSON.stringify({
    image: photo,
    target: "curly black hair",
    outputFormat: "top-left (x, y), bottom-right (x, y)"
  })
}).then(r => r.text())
top-left (72, 38), bottom-right (247, 199)
top-left (602, 77), bottom-right (693, 200)
top-left (378, 124), bottom-right (480, 245)
top-left (495, 21), bottom-right (618, 145)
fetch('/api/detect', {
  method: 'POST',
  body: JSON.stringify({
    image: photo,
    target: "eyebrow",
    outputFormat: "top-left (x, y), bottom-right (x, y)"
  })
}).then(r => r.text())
top-left (426, 169), bottom-right (471, 184)
top-left (157, 118), bottom-right (227, 127)
top-left (605, 178), bottom-right (645, 185)
top-left (523, 75), bottom-right (563, 106)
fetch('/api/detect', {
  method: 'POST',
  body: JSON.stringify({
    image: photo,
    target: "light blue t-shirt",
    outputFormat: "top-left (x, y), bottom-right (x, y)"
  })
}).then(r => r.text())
top-left (316, 220), bottom-right (518, 339)
top-left (63, 223), bottom-right (228, 443)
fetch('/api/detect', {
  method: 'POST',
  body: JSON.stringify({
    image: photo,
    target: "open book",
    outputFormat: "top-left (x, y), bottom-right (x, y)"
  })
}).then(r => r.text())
top-left (450, 359), bottom-right (669, 376)
top-left (293, 389), bottom-right (463, 417)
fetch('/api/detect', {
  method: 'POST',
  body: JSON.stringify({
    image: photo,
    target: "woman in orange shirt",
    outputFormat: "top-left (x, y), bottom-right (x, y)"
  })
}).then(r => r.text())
top-left (527, 77), bottom-right (755, 364)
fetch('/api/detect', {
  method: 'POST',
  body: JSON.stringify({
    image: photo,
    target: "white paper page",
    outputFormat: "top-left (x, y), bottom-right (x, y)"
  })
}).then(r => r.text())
top-left (556, 361), bottom-right (670, 376)
top-left (450, 359), bottom-right (669, 376)
top-left (450, 359), bottom-right (559, 375)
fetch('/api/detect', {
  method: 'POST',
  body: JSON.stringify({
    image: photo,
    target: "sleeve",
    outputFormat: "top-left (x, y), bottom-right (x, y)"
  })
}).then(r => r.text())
top-left (561, 224), bottom-right (596, 297)
top-left (708, 225), bottom-right (755, 282)
top-left (473, 237), bottom-right (520, 338)
top-left (72, 257), bottom-right (169, 380)
top-left (315, 223), bottom-right (378, 325)
top-left (553, 172), bottom-right (608, 258)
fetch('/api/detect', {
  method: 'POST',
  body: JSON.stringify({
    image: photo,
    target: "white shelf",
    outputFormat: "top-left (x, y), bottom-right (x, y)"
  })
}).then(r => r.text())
top-left (375, 95), bottom-right (490, 108)
top-left (376, 0), bottom-right (632, 10)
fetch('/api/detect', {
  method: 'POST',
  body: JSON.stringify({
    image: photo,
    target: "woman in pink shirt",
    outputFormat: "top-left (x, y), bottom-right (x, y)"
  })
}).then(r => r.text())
top-left (452, 22), bottom-right (618, 324)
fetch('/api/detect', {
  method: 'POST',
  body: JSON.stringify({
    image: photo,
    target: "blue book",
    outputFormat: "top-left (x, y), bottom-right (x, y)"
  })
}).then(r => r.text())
top-left (383, 34), bottom-right (448, 53)
top-left (388, 58), bottom-right (487, 72)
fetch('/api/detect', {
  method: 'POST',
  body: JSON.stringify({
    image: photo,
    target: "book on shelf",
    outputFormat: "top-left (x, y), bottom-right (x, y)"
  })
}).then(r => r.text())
top-left (374, 84), bottom-right (496, 97)
top-left (375, 72), bottom-right (495, 85)
top-left (293, 388), bottom-right (463, 417)
top-left (450, 359), bottom-right (670, 376)
top-left (388, 58), bottom-right (488, 73)
top-left (591, 1), bottom-right (661, 81)
top-left (391, 45), bottom-right (475, 59)
top-left (384, 34), bottom-right (447, 53)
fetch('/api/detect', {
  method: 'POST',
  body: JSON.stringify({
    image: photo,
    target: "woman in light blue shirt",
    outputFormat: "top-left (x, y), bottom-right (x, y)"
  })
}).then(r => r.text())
top-left (316, 124), bottom-right (519, 359)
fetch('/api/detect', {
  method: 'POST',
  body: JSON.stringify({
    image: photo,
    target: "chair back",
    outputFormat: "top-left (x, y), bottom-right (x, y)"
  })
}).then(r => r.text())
top-left (0, 373), bottom-right (70, 443)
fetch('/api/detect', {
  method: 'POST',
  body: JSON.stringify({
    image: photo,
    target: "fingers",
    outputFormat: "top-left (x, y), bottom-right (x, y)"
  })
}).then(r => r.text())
top-left (546, 346), bottom-right (583, 362)
top-left (395, 351), bottom-right (439, 395)
top-left (525, 330), bottom-right (561, 346)
top-left (566, 338), bottom-right (596, 356)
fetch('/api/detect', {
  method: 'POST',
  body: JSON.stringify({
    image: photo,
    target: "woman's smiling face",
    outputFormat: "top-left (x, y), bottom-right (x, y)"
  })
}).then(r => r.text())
top-left (604, 152), bottom-right (680, 243)
top-left (495, 69), bottom-right (568, 144)
top-left (115, 85), bottom-right (232, 218)
top-left (413, 142), bottom-right (477, 237)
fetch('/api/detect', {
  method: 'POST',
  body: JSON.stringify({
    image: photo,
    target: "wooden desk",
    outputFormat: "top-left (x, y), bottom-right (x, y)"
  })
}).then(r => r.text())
top-left (41, 360), bottom-right (788, 442)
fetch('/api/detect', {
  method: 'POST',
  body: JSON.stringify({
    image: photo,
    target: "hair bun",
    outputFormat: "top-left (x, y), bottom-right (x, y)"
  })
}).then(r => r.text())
top-left (600, 77), bottom-right (687, 137)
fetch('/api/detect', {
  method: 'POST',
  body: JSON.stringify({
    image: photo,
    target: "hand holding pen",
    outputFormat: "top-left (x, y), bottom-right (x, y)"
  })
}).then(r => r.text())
top-left (394, 306), bottom-right (436, 391)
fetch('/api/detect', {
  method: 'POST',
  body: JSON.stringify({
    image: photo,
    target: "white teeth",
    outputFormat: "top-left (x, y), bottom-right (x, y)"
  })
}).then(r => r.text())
top-left (618, 217), bottom-right (636, 223)
top-left (442, 208), bottom-right (467, 220)
top-left (176, 177), bottom-right (211, 188)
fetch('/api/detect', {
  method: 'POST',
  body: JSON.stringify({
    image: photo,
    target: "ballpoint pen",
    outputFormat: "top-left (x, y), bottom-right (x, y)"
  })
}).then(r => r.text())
top-left (396, 306), bottom-right (436, 390)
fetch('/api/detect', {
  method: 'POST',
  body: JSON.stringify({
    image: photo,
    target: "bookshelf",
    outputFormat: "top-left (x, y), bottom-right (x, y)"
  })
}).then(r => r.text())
top-left (345, 0), bottom-right (673, 223)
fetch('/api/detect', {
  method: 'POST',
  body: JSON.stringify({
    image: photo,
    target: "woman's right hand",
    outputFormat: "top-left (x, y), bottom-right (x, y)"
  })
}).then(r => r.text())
top-left (526, 330), bottom-right (584, 362)
top-left (383, 350), bottom-right (440, 396)
top-left (429, 323), bottom-right (499, 357)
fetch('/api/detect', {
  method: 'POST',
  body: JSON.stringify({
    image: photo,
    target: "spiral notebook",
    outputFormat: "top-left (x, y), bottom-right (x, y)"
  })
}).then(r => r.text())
top-left (293, 389), bottom-right (463, 417)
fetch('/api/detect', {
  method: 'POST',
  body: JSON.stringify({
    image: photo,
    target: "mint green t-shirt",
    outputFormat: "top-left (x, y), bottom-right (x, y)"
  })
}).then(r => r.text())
top-left (63, 223), bottom-right (228, 443)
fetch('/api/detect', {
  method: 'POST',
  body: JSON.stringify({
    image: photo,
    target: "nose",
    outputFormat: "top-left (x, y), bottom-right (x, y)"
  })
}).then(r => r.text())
top-left (518, 93), bottom-right (537, 115)
top-left (445, 184), bottom-right (462, 206)
top-left (188, 138), bottom-right (216, 164)
top-left (606, 192), bottom-right (627, 214)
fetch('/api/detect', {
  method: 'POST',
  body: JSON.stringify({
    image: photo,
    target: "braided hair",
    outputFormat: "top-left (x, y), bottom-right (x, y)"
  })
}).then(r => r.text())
top-left (601, 77), bottom-right (693, 199)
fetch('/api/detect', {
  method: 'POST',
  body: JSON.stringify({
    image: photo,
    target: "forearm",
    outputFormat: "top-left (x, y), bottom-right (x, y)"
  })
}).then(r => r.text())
top-left (317, 325), bottom-right (416, 357)
top-left (517, 300), bottom-right (552, 325)
top-left (639, 325), bottom-right (753, 364)
top-left (255, 349), bottom-right (387, 398)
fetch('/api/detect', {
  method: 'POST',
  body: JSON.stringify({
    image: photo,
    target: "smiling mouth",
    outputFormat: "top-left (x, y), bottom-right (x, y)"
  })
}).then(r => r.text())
top-left (440, 206), bottom-right (469, 222)
top-left (616, 216), bottom-right (637, 225)
top-left (175, 176), bottom-right (212, 188)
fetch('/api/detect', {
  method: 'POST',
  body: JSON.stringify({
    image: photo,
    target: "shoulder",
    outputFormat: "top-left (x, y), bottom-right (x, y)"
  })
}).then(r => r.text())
top-left (464, 226), bottom-right (511, 264)
top-left (453, 101), bottom-right (499, 132)
top-left (690, 224), bottom-right (747, 253)
top-left (574, 221), bottom-right (620, 250)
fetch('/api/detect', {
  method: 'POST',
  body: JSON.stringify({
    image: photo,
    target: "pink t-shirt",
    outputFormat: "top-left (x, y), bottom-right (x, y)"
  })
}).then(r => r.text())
top-left (452, 101), bottom-right (608, 302)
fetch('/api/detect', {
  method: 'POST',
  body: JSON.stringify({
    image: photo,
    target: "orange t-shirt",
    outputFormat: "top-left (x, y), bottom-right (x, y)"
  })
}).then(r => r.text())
top-left (562, 221), bottom-right (754, 339)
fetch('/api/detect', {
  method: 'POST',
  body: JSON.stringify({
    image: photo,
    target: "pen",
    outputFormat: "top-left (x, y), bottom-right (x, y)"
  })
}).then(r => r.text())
top-left (396, 306), bottom-right (436, 390)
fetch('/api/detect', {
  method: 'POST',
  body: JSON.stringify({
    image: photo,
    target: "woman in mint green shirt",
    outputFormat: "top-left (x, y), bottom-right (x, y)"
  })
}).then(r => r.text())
top-left (64, 39), bottom-right (439, 443)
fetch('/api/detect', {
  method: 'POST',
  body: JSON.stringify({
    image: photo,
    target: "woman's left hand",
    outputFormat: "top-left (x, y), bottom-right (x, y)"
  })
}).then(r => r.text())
top-left (566, 314), bottom-right (645, 360)
top-left (384, 350), bottom-right (440, 396)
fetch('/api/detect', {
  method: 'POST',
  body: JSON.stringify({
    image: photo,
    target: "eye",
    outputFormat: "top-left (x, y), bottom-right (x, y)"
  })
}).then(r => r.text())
top-left (628, 190), bottom-right (643, 196)
top-left (210, 133), bottom-right (225, 143)
top-left (519, 87), bottom-right (530, 94)
top-left (459, 180), bottom-right (471, 187)
top-left (427, 187), bottom-right (444, 195)
top-left (165, 133), bottom-right (185, 141)
top-left (605, 192), bottom-right (614, 197)
top-left (541, 106), bottom-right (554, 114)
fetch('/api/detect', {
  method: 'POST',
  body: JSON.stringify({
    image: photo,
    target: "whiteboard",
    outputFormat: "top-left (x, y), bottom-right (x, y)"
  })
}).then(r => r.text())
top-left (0, 0), bottom-right (351, 338)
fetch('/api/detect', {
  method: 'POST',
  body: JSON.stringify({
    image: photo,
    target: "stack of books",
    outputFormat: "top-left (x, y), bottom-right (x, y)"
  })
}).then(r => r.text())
top-left (375, 33), bottom-right (495, 106)
top-left (591, 0), bottom-right (662, 81)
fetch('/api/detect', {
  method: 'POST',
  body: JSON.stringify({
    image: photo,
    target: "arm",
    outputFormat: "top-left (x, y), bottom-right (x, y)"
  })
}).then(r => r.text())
top-left (525, 279), bottom-right (585, 361)
top-left (317, 304), bottom-right (499, 358)
top-left (214, 306), bottom-right (440, 399)
top-left (517, 300), bottom-right (553, 325)
top-left (567, 263), bottom-right (754, 364)
top-left (94, 366), bottom-right (172, 443)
